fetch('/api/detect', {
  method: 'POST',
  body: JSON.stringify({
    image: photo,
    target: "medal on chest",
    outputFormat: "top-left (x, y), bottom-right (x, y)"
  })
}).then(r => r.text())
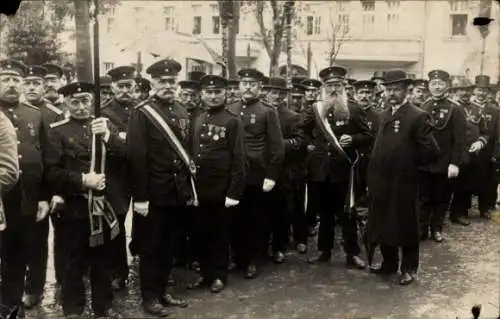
top-left (393, 120), bottom-right (400, 133)
top-left (220, 127), bottom-right (226, 139)
top-left (27, 122), bottom-right (36, 136)
top-left (367, 121), bottom-right (373, 130)
top-left (213, 126), bottom-right (220, 141)
top-left (250, 113), bottom-right (256, 124)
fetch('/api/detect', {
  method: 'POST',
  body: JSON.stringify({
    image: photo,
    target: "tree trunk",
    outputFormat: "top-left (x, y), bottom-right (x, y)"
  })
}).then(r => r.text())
top-left (227, 1), bottom-right (239, 78)
top-left (74, 0), bottom-right (92, 82)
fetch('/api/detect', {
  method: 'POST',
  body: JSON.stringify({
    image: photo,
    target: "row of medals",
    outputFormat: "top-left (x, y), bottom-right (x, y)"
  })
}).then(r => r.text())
top-left (206, 124), bottom-right (226, 141)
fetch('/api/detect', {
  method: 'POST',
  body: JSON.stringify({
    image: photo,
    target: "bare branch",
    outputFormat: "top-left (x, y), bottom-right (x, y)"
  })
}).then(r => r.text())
top-left (331, 27), bottom-right (348, 62)
top-left (255, 1), bottom-right (272, 57)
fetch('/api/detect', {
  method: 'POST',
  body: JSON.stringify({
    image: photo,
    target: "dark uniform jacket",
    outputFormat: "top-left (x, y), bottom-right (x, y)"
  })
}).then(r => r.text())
top-left (227, 98), bottom-right (284, 186)
top-left (302, 101), bottom-right (373, 183)
top-left (419, 97), bottom-right (466, 173)
top-left (367, 103), bottom-right (440, 246)
top-left (127, 98), bottom-right (192, 206)
top-left (44, 117), bottom-right (126, 219)
top-left (192, 105), bottom-right (246, 204)
top-left (360, 104), bottom-right (382, 155)
top-left (31, 99), bottom-right (66, 126)
top-left (102, 98), bottom-right (134, 215)
top-left (275, 104), bottom-right (306, 182)
top-left (460, 100), bottom-right (489, 165)
top-left (187, 106), bottom-right (203, 150)
top-left (0, 100), bottom-right (49, 217)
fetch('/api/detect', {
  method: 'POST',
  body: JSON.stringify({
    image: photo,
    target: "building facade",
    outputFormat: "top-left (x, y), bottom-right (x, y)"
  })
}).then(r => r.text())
top-left (63, 0), bottom-right (500, 81)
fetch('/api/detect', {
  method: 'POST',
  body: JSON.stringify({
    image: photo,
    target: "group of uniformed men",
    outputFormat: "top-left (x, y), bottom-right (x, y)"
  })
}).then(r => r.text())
top-left (0, 55), bottom-right (499, 318)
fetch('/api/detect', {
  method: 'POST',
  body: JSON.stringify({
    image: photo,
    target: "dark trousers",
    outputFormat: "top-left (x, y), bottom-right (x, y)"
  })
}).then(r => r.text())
top-left (355, 155), bottom-right (369, 206)
top-left (233, 186), bottom-right (266, 268)
top-left (379, 244), bottom-right (419, 274)
top-left (175, 206), bottom-right (198, 266)
top-left (50, 214), bottom-right (66, 284)
top-left (264, 186), bottom-right (289, 254)
top-left (418, 172), bottom-right (452, 233)
top-left (139, 205), bottom-right (183, 300)
top-left (314, 181), bottom-right (360, 256)
top-left (193, 203), bottom-right (230, 282)
top-left (0, 214), bottom-right (46, 309)
top-left (60, 218), bottom-right (113, 316)
top-left (305, 182), bottom-right (320, 228)
top-left (25, 217), bottom-right (49, 296)
top-left (108, 214), bottom-right (128, 281)
top-left (290, 181), bottom-right (307, 245)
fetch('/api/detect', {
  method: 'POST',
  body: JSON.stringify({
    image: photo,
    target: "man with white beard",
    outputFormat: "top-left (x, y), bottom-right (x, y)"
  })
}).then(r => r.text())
top-left (303, 66), bottom-right (371, 269)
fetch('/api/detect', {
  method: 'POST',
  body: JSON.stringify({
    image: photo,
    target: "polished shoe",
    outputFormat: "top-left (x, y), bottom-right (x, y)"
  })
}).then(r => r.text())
top-left (481, 211), bottom-right (492, 219)
top-left (111, 278), bottom-right (126, 291)
top-left (95, 307), bottom-right (123, 319)
top-left (399, 272), bottom-right (415, 285)
top-left (142, 299), bottom-right (171, 317)
top-left (210, 279), bottom-right (225, 293)
top-left (160, 294), bottom-right (188, 308)
top-left (296, 243), bottom-right (307, 254)
top-left (22, 294), bottom-right (41, 309)
top-left (346, 255), bottom-right (366, 269)
top-left (451, 216), bottom-right (471, 226)
top-left (187, 277), bottom-right (209, 290)
top-left (274, 251), bottom-right (285, 264)
top-left (307, 251), bottom-right (331, 264)
top-left (432, 231), bottom-right (443, 243)
top-left (369, 263), bottom-right (398, 275)
top-left (244, 264), bottom-right (258, 279)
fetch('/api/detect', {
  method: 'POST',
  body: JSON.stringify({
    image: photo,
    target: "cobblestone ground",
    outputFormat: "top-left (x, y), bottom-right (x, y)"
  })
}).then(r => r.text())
top-left (27, 208), bottom-right (500, 319)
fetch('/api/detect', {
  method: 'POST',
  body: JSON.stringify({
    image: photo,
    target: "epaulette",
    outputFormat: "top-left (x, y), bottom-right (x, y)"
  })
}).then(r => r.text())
top-left (49, 118), bottom-right (70, 129)
top-left (447, 97), bottom-right (461, 107)
top-left (20, 101), bottom-right (41, 111)
top-left (45, 102), bottom-right (64, 115)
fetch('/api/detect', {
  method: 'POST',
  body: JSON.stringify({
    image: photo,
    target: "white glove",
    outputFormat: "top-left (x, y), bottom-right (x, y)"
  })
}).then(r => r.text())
top-left (82, 173), bottom-right (106, 190)
top-left (50, 195), bottom-right (65, 214)
top-left (469, 141), bottom-right (484, 153)
top-left (339, 134), bottom-right (352, 147)
top-left (118, 131), bottom-right (127, 140)
top-left (262, 178), bottom-right (276, 192)
top-left (36, 201), bottom-right (50, 222)
top-left (134, 201), bottom-right (149, 217)
top-left (307, 145), bottom-right (316, 152)
top-left (91, 117), bottom-right (111, 142)
top-left (225, 197), bottom-right (240, 207)
top-left (447, 164), bottom-right (459, 179)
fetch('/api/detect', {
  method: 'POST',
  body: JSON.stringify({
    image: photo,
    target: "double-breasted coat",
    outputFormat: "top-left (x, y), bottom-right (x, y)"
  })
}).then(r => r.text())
top-left (367, 102), bottom-right (440, 247)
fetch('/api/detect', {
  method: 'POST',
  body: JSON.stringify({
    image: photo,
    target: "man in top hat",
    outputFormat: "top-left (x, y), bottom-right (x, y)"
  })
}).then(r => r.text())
top-left (100, 75), bottom-right (113, 103)
top-left (371, 71), bottom-right (386, 110)
top-left (411, 79), bottom-right (429, 108)
top-left (187, 74), bottom-right (246, 293)
top-left (418, 70), bottom-right (466, 243)
top-left (44, 81), bottom-right (124, 318)
top-left (127, 58), bottom-right (189, 316)
top-left (100, 65), bottom-right (138, 291)
top-left (227, 68), bottom-right (284, 279)
top-left (367, 69), bottom-right (440, 285)
top-left (226, 78), bottom-right (241, 106)
top-left (449, 76), bottom-right (488, 226)
top-left (134, 76), bottom-right (151, 102)
top-left (303, 65), bottom-right (371, 269)
top-left (42, 63), bottom-right (65, 110)
top-left (0, 59), bottom-right (50, 317)
top-left (352, 80), bottom-right (380, 208)
top-left (468, 75), bottom-right (500, 219)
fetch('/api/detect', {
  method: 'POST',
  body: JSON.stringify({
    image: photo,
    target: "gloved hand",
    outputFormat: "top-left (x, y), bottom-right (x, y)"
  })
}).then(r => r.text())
top-left (82, 173), bottom-right (106, 190)
top-left (134, 201), bottom-right (149, 217)
top-left (307, 145), bottom-right (316, 152)
top-left (262, 178), bottom-right (276, 192)
top-left (50, 195), bottom-right (65, 215)
top-left (469, 141), bottom-right (484, 153)
top-left (447, 164), bottom-right (459, 179)
top-left (339, 134), bottom-right (352, 147)
top-left (36, 201), bottom-right (50, 222)
top-left (225, 197), bottom-right (240, 207)
top-left (118, 131), bottom-right (127, 140)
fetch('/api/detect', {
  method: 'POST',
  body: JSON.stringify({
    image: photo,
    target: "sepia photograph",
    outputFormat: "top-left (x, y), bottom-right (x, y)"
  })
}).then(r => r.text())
top-left (0, 0), bottom-right (499, 318)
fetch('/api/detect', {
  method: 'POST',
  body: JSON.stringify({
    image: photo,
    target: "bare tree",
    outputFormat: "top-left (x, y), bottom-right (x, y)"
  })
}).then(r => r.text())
top-left (327, 18), bottom-right (348, 66)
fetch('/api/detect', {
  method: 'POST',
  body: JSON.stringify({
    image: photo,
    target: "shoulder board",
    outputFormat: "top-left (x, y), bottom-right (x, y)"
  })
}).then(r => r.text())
top-left (49, 118), bottom-right (70, 129)
top-left (20, 101), bottom-right (40, 111)
top-left (45, 102), bottom-right (64, 115)
top-left (446, 97), bottom-right (461, 107)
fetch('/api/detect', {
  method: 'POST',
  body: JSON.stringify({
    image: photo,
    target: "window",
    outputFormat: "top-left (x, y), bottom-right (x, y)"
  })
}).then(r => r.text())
top-left (386, 0), bottom-right (400, 10)
top-left (212, 16), bottom-right (220, 34)
top-left (164, 6), bottom-right (176, 31)
top-left (210, 4), bottom-right (219, 13)
top-left (134, 7), bottom-right (145, 31)
top-left (106, 17), bottom-right (114, 33)
top-left (193, 16), bottom-right (202, 34)
top-left (361, 0), bottom-right (375, 11)
top-left (337, 13), bottom-right (350, 34)
top-left (306, 16), bottom-right (321, 35)
top-left (387, 13), bottom-right (399, 30)
top-left (104, 62), bottom-right (114, 71)
top-left (362, 14), bottom-right (375, 33)
top-left (449, 0), bottom-right (469, 36)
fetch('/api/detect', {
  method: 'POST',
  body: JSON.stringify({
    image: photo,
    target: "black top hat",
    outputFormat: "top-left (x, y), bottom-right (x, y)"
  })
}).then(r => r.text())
top-left (382, 70), bottom-right (413, 86)
top-left (474, 75), bottom-right (490, 88)
top-left (187, 71), bottom-right (206, 83)
top-left (371, 70), bottom-right (385, 81)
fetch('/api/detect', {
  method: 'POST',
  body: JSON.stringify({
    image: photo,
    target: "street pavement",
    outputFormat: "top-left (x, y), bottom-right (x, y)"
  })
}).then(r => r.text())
top-left (28, 208), bottom-right (500, 319)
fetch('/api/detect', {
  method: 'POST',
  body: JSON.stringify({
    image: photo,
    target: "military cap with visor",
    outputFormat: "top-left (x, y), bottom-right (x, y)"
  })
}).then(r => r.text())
top-left (58, 82), bottom-right (95, 97)
top-left (428, 69), bottom-right (450, 82)
top-left (300, 79), bottom-right (322, 90)
top-left (413, 79), bottom-right (428, 89)
top-left (238, 68), bottom-right (265, 81)
top-left (25, 65), bottom-right (48, 78)
top-left (146, 59), bottom-right (182, 78)
top-left (319, 66), bottom-right (347, 83)
top-left (0, 59), bottom-right (27, 77)
top-left (200, 75), bottom-right (227, 89)
top-left (353, 80), bottom-right (376, 91)
top-left (107, 65), bottom-right (137, 82)
top-left (42, 63), bottom-right (64, 78)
